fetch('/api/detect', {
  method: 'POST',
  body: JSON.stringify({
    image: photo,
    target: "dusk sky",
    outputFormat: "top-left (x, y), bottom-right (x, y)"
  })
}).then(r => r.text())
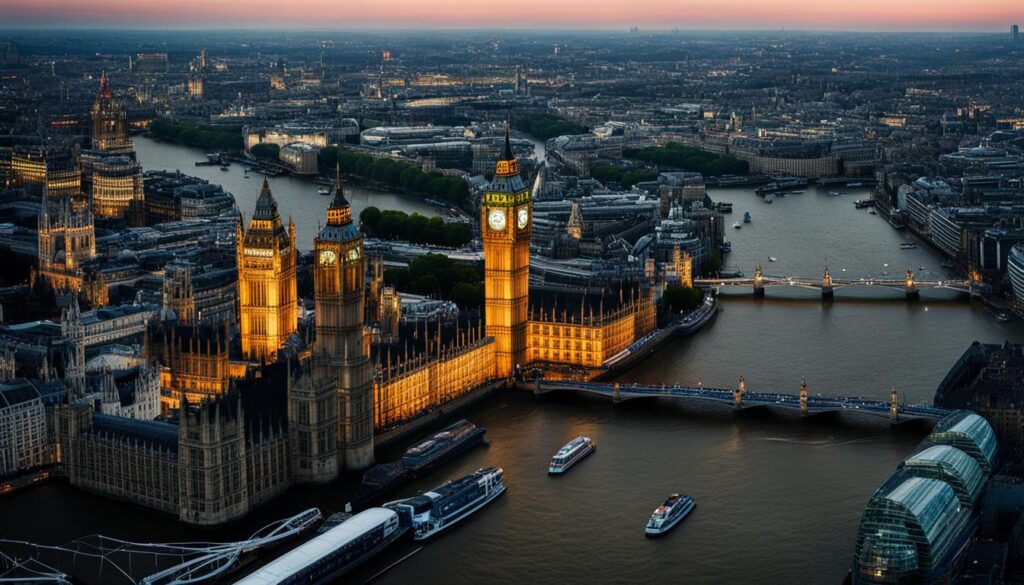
top-left (0, 0), bottom-right (1020, 31)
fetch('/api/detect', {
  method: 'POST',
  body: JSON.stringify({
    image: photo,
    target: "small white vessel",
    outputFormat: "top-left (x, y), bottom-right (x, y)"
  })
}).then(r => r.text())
top-left (645, 494), bottom-right (695, 537)
top-left (549, 436), bottom-right (596, 475)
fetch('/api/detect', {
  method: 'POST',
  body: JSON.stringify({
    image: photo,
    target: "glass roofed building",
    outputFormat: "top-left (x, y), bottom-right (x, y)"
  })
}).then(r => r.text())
top-left (853, 477), bottom-right (972, 584)
top-left (901, 445), bottom-right (985, 507)
top-left (852, 412), bottom-right (999, 584)
top-left (928, 412), bottom-right (998, 473)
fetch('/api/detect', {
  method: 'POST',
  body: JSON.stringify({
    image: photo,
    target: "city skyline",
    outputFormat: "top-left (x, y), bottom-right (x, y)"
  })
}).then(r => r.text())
top-left (0, 0), bottom-right (1020, 32)
top-left (2, 22), bottom-right (1024, 585)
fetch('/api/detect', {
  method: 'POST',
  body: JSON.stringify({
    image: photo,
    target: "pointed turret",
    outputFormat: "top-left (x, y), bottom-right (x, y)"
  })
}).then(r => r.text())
top-left (330, 161), bottom-right (351, 215)
top-left (501, 126), bottom-right (514, 161)
top-left (494, 126), bottom-right (520, 177)
top-left (98, 71), bottom-right (111, 100)
top-left (326, 164), bottom-right (354, 229)
top-left (253, 177), bottom-right (279, 220)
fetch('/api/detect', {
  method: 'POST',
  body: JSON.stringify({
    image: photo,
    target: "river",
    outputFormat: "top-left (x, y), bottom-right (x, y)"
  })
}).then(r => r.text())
top-left (2, 149), bottom-right (1022, 584)
top-left (133, 136), bottom-right (441, 251)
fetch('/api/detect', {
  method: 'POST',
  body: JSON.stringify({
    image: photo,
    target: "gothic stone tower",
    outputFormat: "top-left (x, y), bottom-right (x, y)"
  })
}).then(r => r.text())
top-left (90, 72), bottom-right (132, 152)
top-left (287, 356), bottom-right (339, 483)
top-left (27, 146), bottom-right (95, 292)
top-left (483, 130), bottom-right (531, 378)
top-left (177, 395), bottom-right (249, 526)
top-left (237, 178), bottom-right (298, 362)
top-left (313, 165), bottom-right (373, 470)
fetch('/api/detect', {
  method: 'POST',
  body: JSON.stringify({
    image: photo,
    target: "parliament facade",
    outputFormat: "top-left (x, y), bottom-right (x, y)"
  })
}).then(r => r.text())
top-left (44, 131), bottom-right (658, 525)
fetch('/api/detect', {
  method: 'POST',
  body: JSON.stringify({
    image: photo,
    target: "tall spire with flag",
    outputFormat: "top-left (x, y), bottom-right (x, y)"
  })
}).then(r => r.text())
top-left (327, 162), bottom-right (352, 227)
top-left (91, 71), bottom-right (130, 151)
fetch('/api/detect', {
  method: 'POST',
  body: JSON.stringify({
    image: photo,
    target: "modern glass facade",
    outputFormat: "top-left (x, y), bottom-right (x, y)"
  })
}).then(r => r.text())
top-left (902, 445), bottom-right (985, 506)
top-left (854, 477), bottom-right (968, 584)
top-left (853, 412), bottom-right (998, 584)
top-left (929, 412), bottom-right (998, 473)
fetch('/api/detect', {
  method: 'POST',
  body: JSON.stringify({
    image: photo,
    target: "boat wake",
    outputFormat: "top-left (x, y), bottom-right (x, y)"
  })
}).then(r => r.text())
top-left (761, 435), bottom-right (884, 447)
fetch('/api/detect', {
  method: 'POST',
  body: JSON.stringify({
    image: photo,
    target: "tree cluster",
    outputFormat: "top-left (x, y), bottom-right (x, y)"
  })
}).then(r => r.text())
top-left (250, 143), bottom-right (280, 161)
top-left (624, 142), bottom-right (748, 176)
top-left (319, 147), bottom-right (471, 210)
top-left (589, 164), bottom-right (658, 188)
top-left (384, 253), bottom-right (484, 309)
top-left (360, 207), bottom-right (472, 248)
top-left (149, 119), bottom-right (243, 151)
top-left (663, 285), bottom-right (705, 314)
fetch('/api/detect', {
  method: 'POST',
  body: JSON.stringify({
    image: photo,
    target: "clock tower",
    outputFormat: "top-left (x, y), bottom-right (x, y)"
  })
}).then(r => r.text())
top-left (313, 164), bottom-right (374, 470)
top-left (483, 129), bottom-right (531, 378)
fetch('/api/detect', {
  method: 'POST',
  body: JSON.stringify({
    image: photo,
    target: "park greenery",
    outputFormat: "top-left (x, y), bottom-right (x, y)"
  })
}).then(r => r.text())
top-left (384, 254), bottom-right (484, 309)
top-left (360, 207), bottom-right (472, 248)
top-left (703, 250), bottom-right (722, 276)
top-left (663, 285), bottom-right (705, 314)
top-left (624, 142), bottom-right (748, 176)
top-left (589, 164), bottom-right (658, 188)
top-left (512, 113), bottom-right (586, 140)
top-left (250, 143), bottom-right (280, 161)
top-left (319, 147), bottom-right (472, 210)
top-left (148, 119), bottom-right (243, 151)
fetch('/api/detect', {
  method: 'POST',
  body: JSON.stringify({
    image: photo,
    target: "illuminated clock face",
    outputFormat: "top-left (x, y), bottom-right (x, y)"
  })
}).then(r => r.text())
top-left (488, 209), bottom-right (507, 231)
top-left (318, 250), bottom-right (336, 266)
top-left (517, 208), bottom-right (529, 229)
top-left (346, 247), bottom-right (361, 262)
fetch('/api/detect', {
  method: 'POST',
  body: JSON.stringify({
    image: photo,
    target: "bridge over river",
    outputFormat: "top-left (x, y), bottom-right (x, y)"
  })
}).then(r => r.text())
top-left (527, 377), bottom-right (953, 424)
top-left (695, 264), bottom-right (978, 300)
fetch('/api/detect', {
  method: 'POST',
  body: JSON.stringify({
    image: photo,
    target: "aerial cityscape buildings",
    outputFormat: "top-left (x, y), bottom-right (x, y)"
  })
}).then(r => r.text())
top-left (0, 16), bottom-right (1024, 585)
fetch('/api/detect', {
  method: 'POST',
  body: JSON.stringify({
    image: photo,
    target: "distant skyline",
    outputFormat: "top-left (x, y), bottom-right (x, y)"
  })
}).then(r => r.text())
top-left (0, 0), bottom-right (1020, 32)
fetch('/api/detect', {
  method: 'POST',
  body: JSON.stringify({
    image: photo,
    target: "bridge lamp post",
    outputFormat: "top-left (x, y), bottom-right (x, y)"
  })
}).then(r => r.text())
top-left (799, 378), bottom-right (809, 415)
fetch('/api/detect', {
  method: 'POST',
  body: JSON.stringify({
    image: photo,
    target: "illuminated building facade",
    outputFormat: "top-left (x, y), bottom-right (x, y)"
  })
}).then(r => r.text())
top-left (372, 321), bottom-right (497, 430)
top-left (237, 179), bottom-right (298, 363)
top-left (90, 73), bottom-right (132, 153)
top-left (312, 167), bottom-right (374, 470)
top-left (22, 146), bottom-right (96, 291)
top-left (527, 288), bottom-right (657, 369)
top-left (158, 323), bottom-right (231, 408)
top-left (482, 130), bottom-right (532, 378)
top-left (91, 155), bottom-right (144, 219)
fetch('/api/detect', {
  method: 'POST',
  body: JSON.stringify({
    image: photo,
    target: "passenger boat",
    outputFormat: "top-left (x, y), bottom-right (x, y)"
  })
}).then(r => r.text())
top-left (317, 511), bottom-right (353, 534)
top-left (548, 436), bottom-right (596, 474)
top-left (743, 212), bottom-right (751, 223)
top-left (401, 419), bottom-right (487, 475)
top-left (645, 494), bottom-right (695, 537)
top-left (386, 467), bottom-right (506, 541)
top-left (318, 186), bottom-right (332, 196)
top-left (234, 508), bottom-right (404, 584)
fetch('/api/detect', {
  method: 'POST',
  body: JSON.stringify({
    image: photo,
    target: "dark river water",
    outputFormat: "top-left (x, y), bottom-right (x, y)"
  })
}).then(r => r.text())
top-left (2, 154), bottom-right (1022, 584)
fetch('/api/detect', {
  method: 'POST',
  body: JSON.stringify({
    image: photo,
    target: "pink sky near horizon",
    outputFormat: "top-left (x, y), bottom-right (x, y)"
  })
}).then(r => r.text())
top-left (0, 0), bottom-right (1020, 31)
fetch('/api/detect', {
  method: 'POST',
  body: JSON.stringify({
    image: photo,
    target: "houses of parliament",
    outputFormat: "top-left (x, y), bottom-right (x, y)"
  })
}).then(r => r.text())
top-left (6, 78), bottom-right (657, 524)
